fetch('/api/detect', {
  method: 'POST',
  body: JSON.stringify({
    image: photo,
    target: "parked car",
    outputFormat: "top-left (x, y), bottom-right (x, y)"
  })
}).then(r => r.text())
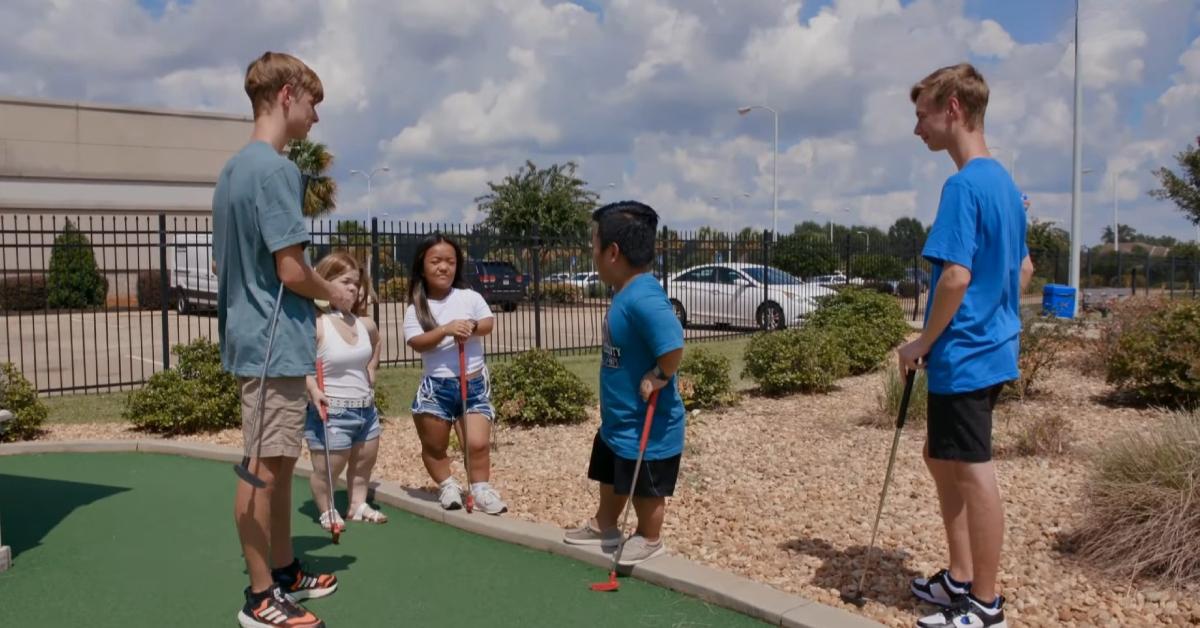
top-left (544, 272), bottom-right (573, 284)
top-left (666, 263), bottom-right (837, 330)
top-left (170, 233), bottom-right (217, 314)
top-left (904, 267), bottom-right (931, 291)
top-left (569, 272), bottom-right (601, 289)
top-left (465, 259), bottom-right (526, 312)
top-left (809, 272), bottom-right (865, 287)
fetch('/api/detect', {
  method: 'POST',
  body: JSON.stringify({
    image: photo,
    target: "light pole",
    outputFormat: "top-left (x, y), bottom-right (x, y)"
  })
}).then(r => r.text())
top-left (855, 229), bottom-right (870, 251)
top-left (830, 207), bottom-right (850, 243)
top-left (349, 166), bottom-right (391, 225)
top-left (1111, 170), bottom-right (1119, 254)
top-left (737, 105), bottom-right (778, 240)
top-left (1069, 0), bottom-right (1083, 312)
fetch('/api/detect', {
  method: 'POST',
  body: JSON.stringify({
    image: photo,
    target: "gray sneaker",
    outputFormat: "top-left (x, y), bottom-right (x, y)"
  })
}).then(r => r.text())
top-left (471, 485), bottom-right (508, 515)
top-left (563, 519), bottom-right (622, 549)
top-left (438, 479), bottom-right (464, 510)
top-left (616, 535), bottom-right (665, 566)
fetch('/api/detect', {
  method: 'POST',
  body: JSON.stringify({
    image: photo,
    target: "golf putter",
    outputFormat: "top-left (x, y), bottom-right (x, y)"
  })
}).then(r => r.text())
top-left (316, 359), bottom-right (343, 543)
top-left (458, 339), bottom-right (475, 513)
top-left (234, 282), bottom-right (286, 489)
top-left (841, 368), bottom-right (917, 607)
top-left (591, 389), bottom-right (661, 592)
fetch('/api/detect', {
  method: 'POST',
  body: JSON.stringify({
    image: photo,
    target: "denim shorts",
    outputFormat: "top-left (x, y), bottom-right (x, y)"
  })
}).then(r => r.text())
top-left (410, 372), bottom-right (495, 422)
top-left (304, 403), bottom-right (382, 451)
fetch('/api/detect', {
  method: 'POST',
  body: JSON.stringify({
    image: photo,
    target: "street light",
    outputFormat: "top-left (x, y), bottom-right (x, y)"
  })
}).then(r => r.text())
top-left (737, 105), bottom-right (778, 240)
top-left (349, 166), bottom-right (391, 225)
top-left (855, 229), bottom-right (870, 251)
top-left (830, 207), bottom-right (850, 243)
top-left (1069, 0), bottom-right (1083, 311)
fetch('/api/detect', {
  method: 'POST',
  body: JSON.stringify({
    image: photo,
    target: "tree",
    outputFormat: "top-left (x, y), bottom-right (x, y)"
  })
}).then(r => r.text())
top-left (888, 217), bottom-right (929, 252)
top-left (286, 139), bottom-right (337, 218)
top-left (1100, 224), bottom-right (1140, 245)
top-left (1150, 136), bottom-right (1200, 227)
top-left (47, 219), bottom-right (107, 309)
top-left (1027, 218), bottom-right (1069, 284)
top-left (326, 221), bottom-right (400, 278)
top-left (475, 161), bottom-right (599, 241)
top-left (773, 233), bottom-right (836, 278)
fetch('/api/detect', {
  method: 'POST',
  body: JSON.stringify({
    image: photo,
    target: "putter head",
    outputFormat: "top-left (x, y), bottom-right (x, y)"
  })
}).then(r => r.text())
top-left (234, 459), bottom-right (267, 489)
top-left (465, 494), bottom-right (475, 514)
top-left (331, 526), bottom-right (342, 544)
top-left (590, 571), bottom-right (619, 592)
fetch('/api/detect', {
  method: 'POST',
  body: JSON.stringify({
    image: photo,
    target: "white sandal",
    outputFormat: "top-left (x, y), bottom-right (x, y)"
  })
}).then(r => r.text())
top-left (319, 509), bottom-right (345, 531)
top-left (349, 502), bottom-right (388, 524)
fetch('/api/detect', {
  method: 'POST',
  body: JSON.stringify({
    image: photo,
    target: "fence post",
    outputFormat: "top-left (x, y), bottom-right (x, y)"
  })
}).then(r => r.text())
top-left (660, 226), bottom-right (669, 295)
top-left (1131, 267), bottom-right (1137, 296)
top-left (761, 229), bottom-right (770, 312)
top-left (911, 236), bottom-right (920, 321)
top-left (1170, 256), bottom-right (1176, 298)
top-left (531, 224), bottom-right (542, 350)
top-left (157, 213), bottom-right (171, 370)
top-left (370, 217), bottom-right (381, 322)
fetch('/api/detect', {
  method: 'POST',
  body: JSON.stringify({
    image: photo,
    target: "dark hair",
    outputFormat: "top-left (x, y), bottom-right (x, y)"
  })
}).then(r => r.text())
top-left (408, 233), bottom-right (468, 332)
top-left (591, 201), bottom-right (659, 268)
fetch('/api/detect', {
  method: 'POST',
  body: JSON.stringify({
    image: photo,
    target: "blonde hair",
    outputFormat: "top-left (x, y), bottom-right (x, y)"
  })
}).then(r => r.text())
top-left (244, 52), bottom-right (324, 118)
top-left (314, 251), bottom-right (375, 317)
top-left (910, 63), bottom-right (989, 131)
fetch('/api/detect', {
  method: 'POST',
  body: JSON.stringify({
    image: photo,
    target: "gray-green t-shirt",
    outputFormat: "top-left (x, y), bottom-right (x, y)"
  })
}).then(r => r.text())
top-left (212, 141), bottom-right (315, 378)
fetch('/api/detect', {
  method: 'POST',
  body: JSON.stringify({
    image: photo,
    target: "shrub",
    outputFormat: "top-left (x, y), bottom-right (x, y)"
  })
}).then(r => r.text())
top-left (1012, 316), bottom-right (1075, 400)
top-left (1068, 411), bottom-right (1200, 585)
top-left (378, 276), bottom-right (409, 303)
top-left (1105, 298), bottom-right (1200, 405)
top-left (0, 273), bottom-right (48, 310)
top-left (1005, 414), bottom-right (1073, 457)
top-left (538, 283), bottom-right (583, 304)
top-left (136, 269), bottom-right (174, 310)
top-left (123, 338), bottom-right (240, 434)
top-left (807, 288), bottom-right (909, 375)
top-left (849, 254), bottom-right (904, 281)
top-left (490, 349), bottom-right (594, 425)
top-left (0, 362), bottom-right (47, 442)
top-left (743, 327), bottom-right (849, 395)
top-left (47, 220), bottom-right (107, 309)
top-left (677, 347), bottom-right (737, 409)
top-left (870, 363), bottom-right (928, 428)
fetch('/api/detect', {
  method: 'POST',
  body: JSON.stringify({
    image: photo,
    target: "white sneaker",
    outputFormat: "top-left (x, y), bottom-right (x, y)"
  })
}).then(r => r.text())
top-left (471, 484), bottom-right (508, 515)
top-left (438, 479), bottom-right (464, 510)
top-left (917, 595), bottom-right (1007, 628)
top-left (616, 535), bottom-right (666, 566)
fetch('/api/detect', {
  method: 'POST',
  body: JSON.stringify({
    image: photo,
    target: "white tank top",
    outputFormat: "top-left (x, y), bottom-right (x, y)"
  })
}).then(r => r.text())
top-left (317, 313), bottom-right (373, 399)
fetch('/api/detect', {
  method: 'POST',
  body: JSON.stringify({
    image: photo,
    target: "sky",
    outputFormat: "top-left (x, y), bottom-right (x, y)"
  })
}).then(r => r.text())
top-left (2, 0), bottom-right (1198, 244)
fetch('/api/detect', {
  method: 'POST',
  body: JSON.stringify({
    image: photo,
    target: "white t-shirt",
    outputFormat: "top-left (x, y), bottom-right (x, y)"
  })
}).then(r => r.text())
top-left (403, 288), bottom-right (494, 378)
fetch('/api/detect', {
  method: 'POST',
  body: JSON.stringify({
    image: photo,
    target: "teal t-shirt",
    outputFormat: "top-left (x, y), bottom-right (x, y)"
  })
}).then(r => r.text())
top-left (212, 141), bottom-right (315, 378)
top-left (599, 273), bottom-right (686, 460)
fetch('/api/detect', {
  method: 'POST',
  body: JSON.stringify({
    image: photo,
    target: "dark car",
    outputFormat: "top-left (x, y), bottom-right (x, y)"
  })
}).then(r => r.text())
top-left (465, 260), bottom-right (526, 311)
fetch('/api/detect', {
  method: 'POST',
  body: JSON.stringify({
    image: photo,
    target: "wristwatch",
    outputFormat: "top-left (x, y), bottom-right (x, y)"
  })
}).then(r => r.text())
top-left (653, 364), bottom-right (671, 381)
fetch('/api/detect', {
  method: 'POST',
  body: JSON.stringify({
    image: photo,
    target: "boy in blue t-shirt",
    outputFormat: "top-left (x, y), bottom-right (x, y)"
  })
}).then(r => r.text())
top-left (563, 201), bottom-right (685, 566)
top-left (898, 63), bottom-right (1034, 628)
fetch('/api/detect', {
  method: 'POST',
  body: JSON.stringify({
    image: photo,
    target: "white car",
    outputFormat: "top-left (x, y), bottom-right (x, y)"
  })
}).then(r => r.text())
top-left (170, 232), bottom-right (218, 314)
top-left (569, 272), bottom-right (600, 289)
top-left (666, 263), bottom-right (837, 330)
top-left (809, 272), bottom-right (865, 287)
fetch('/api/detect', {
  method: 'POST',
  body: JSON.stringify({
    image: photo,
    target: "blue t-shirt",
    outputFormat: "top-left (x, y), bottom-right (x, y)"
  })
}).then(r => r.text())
top-left (212, 141), bottom-right (316, 378)
top-left (599, 273), bottom-right (686, 460)
top-left (922, 158), bottom-right (1027, 395)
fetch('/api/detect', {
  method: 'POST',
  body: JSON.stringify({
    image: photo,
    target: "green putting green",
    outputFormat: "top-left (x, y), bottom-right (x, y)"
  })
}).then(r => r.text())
top-left (0, 452), bottom-right (765, 627)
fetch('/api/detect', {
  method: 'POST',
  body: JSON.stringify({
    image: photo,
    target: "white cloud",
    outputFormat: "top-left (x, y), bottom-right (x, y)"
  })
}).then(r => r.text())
top-left (971, 20), bottom-right (1016, 58)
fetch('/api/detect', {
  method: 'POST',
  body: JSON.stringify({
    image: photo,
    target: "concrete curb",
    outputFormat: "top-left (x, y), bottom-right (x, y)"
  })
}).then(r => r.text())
top-left (0, 440), bottom-right (884, 627)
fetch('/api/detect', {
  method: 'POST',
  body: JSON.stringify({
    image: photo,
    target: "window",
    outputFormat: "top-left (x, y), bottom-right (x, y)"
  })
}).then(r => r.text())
top-left (676, 267), bottom-right (715, 283)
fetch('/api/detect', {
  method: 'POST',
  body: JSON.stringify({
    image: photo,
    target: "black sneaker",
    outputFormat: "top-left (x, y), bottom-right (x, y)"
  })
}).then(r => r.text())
top-left (911, 568), bottom-right (971, 607)
top-left (237, 584), bottom-right (325, 628)
top-left (272, 559), bottom-right (338, 601)
top-left (917, 594), bottom-right (1007, 628)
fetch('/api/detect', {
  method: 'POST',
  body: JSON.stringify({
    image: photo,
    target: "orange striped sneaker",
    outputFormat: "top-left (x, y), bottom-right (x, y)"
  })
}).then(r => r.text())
top-left (272, 559), bottom-right (338, 601)
top-left (237, 585), bottom-right (324, 628)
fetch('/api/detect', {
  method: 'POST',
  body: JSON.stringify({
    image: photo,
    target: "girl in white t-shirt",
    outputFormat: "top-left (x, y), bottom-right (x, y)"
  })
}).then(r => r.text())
top-left (403, 234), bottom-right (506, 515)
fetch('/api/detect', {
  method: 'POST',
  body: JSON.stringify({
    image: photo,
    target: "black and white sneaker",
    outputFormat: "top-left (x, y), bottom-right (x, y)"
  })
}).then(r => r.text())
top-left (917, 594), bottom-right (1006, 628)
top-left (911, 568), bottom-right (971, 607)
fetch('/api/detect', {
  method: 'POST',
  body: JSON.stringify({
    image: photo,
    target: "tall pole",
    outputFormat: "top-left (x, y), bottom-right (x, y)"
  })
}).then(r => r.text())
top-left (1069, 0), bottom-right (1083, 312)
top-left (1112, 171), bottom-right (1119, 253)
top-left (350, 166), bottom-right (390, 226)
top-left (738, 105), bottom-right (779, 241)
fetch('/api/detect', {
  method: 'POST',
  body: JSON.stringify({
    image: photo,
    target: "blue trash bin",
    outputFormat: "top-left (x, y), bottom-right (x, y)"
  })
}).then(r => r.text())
top-left (1042, 284), bottom-right (1076, 318)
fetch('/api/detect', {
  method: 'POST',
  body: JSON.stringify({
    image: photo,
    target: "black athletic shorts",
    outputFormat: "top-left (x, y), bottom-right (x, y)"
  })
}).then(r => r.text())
top-left (587, 432), bottom-right (681, 498)
top-left (926, 383), bottom-right (1005, 463)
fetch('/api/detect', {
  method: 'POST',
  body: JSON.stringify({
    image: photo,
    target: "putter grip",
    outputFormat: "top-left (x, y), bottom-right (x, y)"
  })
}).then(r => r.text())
top-left (316, 360), bottom-right (328, 422)
top-left (638, 390), bottom-right (660, 451)
top-left (896, 370), bottom-right (916, 430)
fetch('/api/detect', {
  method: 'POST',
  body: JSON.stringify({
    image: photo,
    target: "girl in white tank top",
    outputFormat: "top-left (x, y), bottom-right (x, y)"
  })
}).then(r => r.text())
top-left (304, 252), bottom-right (387, 530)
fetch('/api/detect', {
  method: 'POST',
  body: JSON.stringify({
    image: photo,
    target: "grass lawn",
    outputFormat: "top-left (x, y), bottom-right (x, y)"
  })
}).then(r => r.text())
top-left (42, 335), bottom-right (755, 424)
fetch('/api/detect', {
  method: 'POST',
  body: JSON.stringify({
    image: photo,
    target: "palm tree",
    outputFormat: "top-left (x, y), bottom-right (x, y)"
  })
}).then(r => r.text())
top-left (286, 139), bottom-right (337, 218)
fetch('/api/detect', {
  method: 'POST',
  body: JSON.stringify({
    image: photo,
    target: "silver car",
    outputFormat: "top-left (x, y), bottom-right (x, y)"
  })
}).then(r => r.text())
top-left (665, 263), bottom-right (836, 330)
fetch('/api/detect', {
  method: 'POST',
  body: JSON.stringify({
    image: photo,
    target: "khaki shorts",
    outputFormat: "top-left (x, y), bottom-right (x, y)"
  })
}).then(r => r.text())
top-left (239, 376), bottom-right (307, 459)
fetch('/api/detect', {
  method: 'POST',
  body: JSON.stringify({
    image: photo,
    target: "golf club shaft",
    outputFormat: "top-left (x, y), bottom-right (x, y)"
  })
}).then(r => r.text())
top-left (237, 281), bottom-right (286, 483)
top-left (458, 340), bottom-right (472, 509)
top-left (316, 359), bottom-right (337, 527)
top-left (854, 369), bottom-right (915, 596)
top-left (609, 389), bottom-right (660, 570)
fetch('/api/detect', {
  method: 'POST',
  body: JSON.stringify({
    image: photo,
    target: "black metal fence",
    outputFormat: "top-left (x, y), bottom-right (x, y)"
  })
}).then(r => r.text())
top-left (3, 214), bottom-right (941, 396)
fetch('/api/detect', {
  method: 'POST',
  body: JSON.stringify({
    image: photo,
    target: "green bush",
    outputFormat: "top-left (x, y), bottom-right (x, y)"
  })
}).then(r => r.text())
top-left (1004, 414), bottom-right (1073, 458)
top-left (1012, 316), bottom-right (1075, 400)
top-left (47, 220), bottom-right (108, 309)
top-left (849, 254), bottom-right (904, 281)
top-left (378, 276), bottom-right (409, 303)
top-left (807, 288), bottom-right (909, 375)
top-left (1069, 411), bottom-right (1200, 585)
top-left (0, 362), bottom-right (47, 442)
top-left (136, 269), bottom-right (174, 309)
top-left (491, 349), bottom-right (594, 425)
top-left (0, 273), bottom-right (48, 310)
top-left (871, 363), bottom-right (927, 428)
top-left (1105, 298), bottom-right (1200, 405)
top-left (538, 283), bottom-right (583, 304)
top-left (743, 327), bottom-right (849, 395)
top-left (677, 347), bottom-right (737, 409)
top-left (124, 338), bottom-right (240, 434)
